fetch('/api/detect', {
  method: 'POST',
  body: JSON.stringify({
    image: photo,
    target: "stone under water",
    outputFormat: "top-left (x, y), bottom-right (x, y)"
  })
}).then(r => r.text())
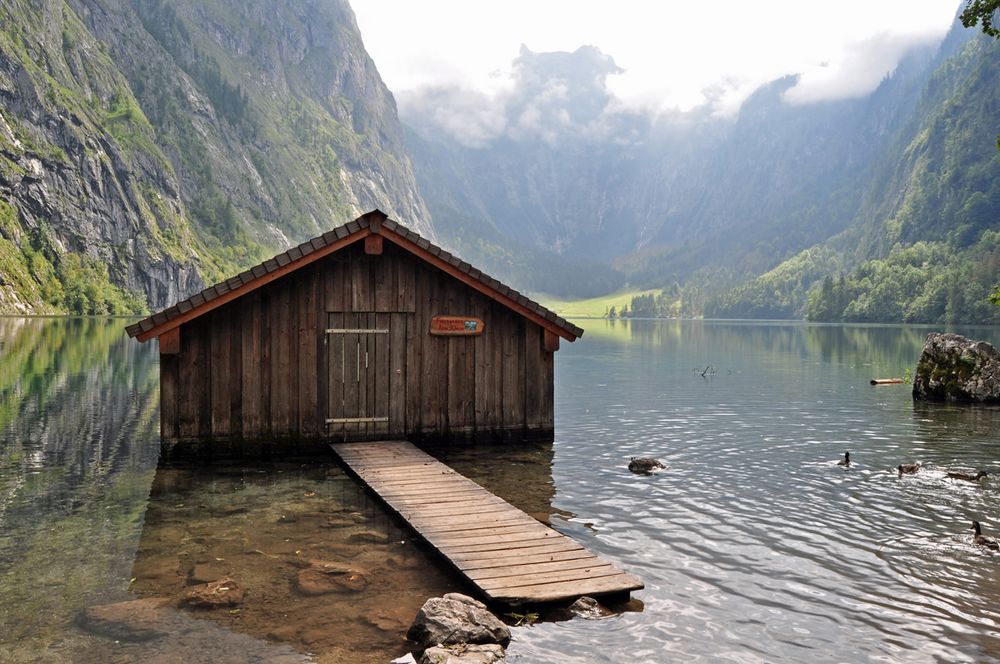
top-left (180, 578), bottom-right (245, 608)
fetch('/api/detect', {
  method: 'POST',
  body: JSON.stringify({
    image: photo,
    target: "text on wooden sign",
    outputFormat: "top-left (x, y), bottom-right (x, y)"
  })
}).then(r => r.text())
top-left (430, 316), bottom-right (485, 336)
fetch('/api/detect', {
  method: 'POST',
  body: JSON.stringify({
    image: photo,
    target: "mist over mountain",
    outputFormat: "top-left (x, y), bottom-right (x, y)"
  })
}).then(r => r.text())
top-left (402, 45), bottom-right (637, 149)
top-left (403, 18), bottom-right (999, 322)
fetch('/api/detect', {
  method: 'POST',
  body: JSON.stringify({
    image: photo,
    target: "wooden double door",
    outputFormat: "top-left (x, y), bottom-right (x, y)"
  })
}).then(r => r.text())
top-left (326, 313), bottom-right (392, 438)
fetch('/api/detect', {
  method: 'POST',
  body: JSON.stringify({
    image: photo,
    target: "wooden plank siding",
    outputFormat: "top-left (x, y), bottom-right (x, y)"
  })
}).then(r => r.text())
top-left (160, 241), bottom-right (556, 451)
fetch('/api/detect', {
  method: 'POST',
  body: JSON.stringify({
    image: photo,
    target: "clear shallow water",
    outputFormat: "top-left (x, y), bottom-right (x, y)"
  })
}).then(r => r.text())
top-left (2, 318), bottom-right (1000, 663)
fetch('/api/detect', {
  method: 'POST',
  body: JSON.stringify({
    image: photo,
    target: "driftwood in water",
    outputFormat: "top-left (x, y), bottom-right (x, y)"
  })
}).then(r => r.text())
top-left (870, 378), bottom-right (904, 385)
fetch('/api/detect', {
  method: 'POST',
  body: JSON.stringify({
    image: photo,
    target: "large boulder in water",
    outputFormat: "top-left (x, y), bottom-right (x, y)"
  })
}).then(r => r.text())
top-left (407, 593), bottom-right (510, 650)
top-left (913, 333), bottom-right (1000, 402)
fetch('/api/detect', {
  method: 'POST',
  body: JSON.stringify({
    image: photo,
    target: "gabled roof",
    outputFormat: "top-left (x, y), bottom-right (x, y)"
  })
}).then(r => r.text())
top-left (125, 210), bottom-right (584, 342)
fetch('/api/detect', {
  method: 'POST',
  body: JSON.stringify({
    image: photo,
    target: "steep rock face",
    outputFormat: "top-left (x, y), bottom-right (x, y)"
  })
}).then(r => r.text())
top-left (0, 0), bottom-right (205, 312)
top-left (72, 0), bottom-right (432, 242)
top-left (913, 333), bottom-right (1000, 402)
top-left (405, 43), bottom-right (942, 288)
top-left (0, 0), bottom-right (432, 313)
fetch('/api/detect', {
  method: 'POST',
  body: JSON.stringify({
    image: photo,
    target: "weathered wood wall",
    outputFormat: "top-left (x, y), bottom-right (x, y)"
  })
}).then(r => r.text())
top-left (160, 241), bottom-right (555, 452)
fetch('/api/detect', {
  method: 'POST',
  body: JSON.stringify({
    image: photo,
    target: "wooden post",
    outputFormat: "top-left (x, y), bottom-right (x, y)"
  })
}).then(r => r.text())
top-left (364, 209), bottom-right (385, 234)
top-left (159, 327), bottom-right (181, 355)
top-left (544, 329), bottom-right (560, 353)
top-left (365, 234), bottom-right (383, 255)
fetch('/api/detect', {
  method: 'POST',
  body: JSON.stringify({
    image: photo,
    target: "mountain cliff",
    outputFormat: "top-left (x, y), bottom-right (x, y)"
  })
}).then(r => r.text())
top-left (707, 27), bottom-right (1000, 324)
top-left (406, 20), bottom-right (999, 323)
top-left (403, 41), bottom-right (946, 302)
top-left (0, 0), bottom-right (430, 314)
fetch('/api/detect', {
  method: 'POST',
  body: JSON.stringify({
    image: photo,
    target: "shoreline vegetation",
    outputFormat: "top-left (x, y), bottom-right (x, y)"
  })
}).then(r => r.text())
top-left (538, 276), bottom-right (1000, 326)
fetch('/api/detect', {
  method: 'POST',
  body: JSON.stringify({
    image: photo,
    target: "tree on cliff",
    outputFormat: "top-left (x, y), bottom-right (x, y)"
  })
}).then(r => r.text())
top-left (962, 1), bottom-right (1000, 37)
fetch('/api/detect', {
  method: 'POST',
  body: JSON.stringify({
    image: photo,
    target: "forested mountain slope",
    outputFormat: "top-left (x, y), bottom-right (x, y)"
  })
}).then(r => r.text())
top-left (0, 0), bottom-right (430, 313)
top-left (708, 29), bottom-right (1000, 324)
top-left (407, 21), bottom-right (998, 323)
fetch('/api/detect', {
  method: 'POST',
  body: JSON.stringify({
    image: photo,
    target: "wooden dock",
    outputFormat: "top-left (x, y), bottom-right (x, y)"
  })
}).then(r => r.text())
top-left (332, 440), bottom-right (643, 605)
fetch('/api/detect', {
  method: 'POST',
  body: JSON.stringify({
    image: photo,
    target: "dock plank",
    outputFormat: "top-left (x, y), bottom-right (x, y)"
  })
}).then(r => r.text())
top-left (384, 493), bottom-right (511, 509)
top-left (477, 564), bottom-right (620, 591)
top-left (490, 573), bottom-right (644, 603)
top-left (399, 503), bottom-right (523, 518)
top-left (458, 548), bottom-right (597, 570)
top-left (466, 557), bottom-right (609, 581)
top-left (411, 515), bottom-right (533, 533)
top-left (332, 440), bottom-right (643, 605)
top-left (438, 538), bottom-right (586, 555)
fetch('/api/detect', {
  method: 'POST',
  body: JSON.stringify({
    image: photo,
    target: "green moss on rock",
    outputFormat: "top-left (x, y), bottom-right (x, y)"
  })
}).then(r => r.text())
top-left (913, 332), bottom-right (1000, 402)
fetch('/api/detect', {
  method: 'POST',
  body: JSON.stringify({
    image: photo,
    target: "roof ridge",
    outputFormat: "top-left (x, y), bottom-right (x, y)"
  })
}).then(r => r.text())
top-left (126, 211), bottom-right (583, 341)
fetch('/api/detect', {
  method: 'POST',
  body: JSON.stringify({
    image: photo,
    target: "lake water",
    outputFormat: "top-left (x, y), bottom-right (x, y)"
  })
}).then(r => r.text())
top-left (2, 318), bottom-right (1000, 663)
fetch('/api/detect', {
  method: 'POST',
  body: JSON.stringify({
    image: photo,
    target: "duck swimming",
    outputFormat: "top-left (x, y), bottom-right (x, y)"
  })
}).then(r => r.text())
top-left (897, 463), bottom-right (921, 477)
top-left (972, 521), bottom-right (1000, 550)
top-left (628, 457), bottom-right (666, 474)
top-left (947, 470), bottom-right (989, 482)
top-left (837, 452), bottom-right (851, 467)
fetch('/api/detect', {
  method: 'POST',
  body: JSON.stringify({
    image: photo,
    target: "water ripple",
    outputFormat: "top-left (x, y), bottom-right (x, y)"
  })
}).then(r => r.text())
top-left (512, 321), bottom-right (1000, 664)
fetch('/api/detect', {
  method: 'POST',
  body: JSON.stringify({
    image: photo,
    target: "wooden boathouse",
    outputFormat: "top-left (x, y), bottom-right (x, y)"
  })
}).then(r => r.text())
top-left (125, 210), bottom-right (584, 453)
top-left (126, 212), bottom-right (644, 606)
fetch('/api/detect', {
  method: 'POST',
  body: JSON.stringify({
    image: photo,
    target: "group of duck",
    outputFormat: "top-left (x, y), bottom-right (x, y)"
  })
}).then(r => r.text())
top-left (837, 451), bottom-right (997, 550)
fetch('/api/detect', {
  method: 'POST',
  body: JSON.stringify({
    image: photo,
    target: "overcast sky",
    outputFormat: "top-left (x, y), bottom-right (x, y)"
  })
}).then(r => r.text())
top-left (351, 0), bottom-right (958, 115)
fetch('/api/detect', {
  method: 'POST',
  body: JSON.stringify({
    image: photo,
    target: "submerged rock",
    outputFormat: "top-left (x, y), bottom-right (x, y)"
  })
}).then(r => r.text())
top-left (180, 578), bottom-right (245, 608)
top-left (628, 457), bottom-right (666, 474)
top-left (266, 625), bottom-right (301, 642)
top-left (77, 597), bottom-right (173, 642)
top-left (364, 607), bottom-right (413, 634)
top-left (187, 562), bottom-right (226, 585)
top-left (913, 333), bottom-right (1000, 403)
top-left (295, 559), bottom-right (368, 595)
top-left (407, 593), bottom-right (511, 650)
top-left (322, 514), bottom-right (357, 529)
top-left (134, 556), bottom-right (182, 583)
top-left (567, 596), bottom-right (615, 620)
top-left (420, 643), bottom-right (506, 664)
top-left (350, 530), bottom-right (390, 544)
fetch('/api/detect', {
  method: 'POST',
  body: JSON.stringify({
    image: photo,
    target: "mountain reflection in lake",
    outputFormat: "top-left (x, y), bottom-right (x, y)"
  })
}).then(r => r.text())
top-left (2, 317), bottom-right (1000, 663)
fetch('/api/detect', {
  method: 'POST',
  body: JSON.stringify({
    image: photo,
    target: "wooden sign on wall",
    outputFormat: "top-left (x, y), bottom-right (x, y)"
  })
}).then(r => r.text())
top-left (431, 316), bottom-right (485, 336)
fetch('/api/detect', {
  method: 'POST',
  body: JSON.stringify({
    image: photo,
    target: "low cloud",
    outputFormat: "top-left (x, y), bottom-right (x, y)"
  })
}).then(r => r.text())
top-left (783, 31), bottom-right (943, 105)
top-left (399, 44), bottom-right (634, 147)
top-left (397, 86), bottom-right (506, 148)
top-left (400, 33), bottom-right (946, 148)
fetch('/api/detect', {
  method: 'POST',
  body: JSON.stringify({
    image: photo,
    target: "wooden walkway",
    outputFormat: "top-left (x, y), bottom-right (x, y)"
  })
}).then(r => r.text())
top-left (332, 440), bottom-right (643, 605)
